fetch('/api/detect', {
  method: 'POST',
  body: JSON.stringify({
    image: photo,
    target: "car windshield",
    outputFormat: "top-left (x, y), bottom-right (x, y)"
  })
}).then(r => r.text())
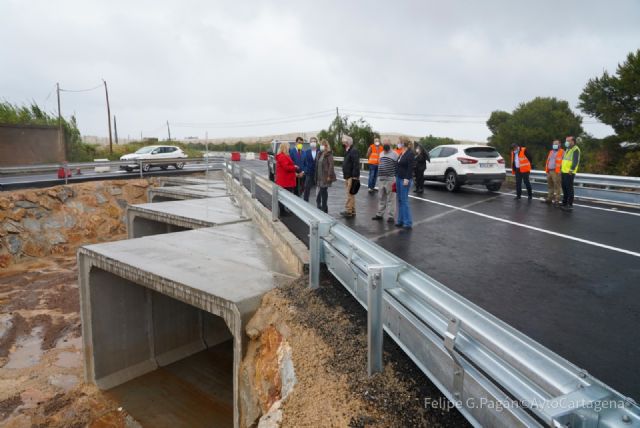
top-left (464, 147), bottom-right (500, 158)
top-left (134, 146), bottom-right (156, 154)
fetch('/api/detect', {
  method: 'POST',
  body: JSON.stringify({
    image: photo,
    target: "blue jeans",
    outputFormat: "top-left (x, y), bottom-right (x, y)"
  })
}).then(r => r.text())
top-left (396, 177), bottom-right (413, 227)
top-left (368, 164), bottom-right (378, 189)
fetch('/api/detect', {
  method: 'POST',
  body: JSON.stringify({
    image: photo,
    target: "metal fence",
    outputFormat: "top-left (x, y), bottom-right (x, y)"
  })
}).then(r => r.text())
top-left (225, 161), bottom-right (639, 428)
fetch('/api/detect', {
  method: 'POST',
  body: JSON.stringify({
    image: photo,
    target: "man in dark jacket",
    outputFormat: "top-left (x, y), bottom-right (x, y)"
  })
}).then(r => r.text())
top-left (340, 135), bottom-right (360, 218)
top-left (413, 143), bottom-right (429, 193)
top-left (289, 136), bottom-right (305, 196)
top-left (301, 137), bottom-right (319, 202)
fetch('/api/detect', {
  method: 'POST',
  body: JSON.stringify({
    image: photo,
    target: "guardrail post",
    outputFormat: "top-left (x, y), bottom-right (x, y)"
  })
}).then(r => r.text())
top-left (250, 172), bottom-right (256, 198)
top-left (238, 165), bottom-right (244, 185)
top-left (368, 265), bottom-right (383, 375)
top-left (271, 184), bottom-right (280, 221)
top-left (309, 220), bottom-right (332, 289)
top-left (64, 162), bottom-right (68, 185)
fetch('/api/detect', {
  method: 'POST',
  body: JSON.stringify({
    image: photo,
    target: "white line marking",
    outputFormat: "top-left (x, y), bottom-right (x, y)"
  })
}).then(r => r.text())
top-left (408, 194), bottom-right (640, 258)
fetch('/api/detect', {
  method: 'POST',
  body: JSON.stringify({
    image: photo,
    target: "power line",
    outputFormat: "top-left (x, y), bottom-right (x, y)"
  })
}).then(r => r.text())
top-left (172, 109), bottom-right (334, 129)
top-left (59, 83), bottom-right (103, 93)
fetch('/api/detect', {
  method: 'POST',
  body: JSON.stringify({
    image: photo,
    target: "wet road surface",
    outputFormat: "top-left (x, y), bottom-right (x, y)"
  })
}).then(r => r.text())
top-left (238, 159), bottom-right (640, 401)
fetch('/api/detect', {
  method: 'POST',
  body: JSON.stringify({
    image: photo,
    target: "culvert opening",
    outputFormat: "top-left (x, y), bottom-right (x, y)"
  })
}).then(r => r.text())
top-left (131, 216), bottom-right (190, 238)
top-left (87, 268), bottom-right (234, 427)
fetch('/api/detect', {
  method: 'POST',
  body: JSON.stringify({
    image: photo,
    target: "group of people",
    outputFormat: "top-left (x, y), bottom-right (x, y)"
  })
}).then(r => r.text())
top-left (510, 136), bottom-right (581, 211)
top-left (274, 135), bottom-right (426, 229)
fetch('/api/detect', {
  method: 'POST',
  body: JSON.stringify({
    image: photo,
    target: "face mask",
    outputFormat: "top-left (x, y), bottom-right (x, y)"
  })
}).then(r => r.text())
top-left (375, 141), bottom-right (380, 146)
top-left (397, 144), bottom-right (402, 149)
top-left (297, 143), bottom-right (303, 150)
top-left (310, 142), bottom-right (317, 149)
top-left (564, 141), bottom-right (570, 148)
top-left (416, 148), bottom-right (421, 153)
top-left (320, 145), bottom-right (326, 152)
top-left (552, 144), bottom-right (559, 150)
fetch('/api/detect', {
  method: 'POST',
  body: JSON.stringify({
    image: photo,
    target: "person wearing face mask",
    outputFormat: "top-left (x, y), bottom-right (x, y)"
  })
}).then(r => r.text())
top-left (395, 138), bottom-right (415, 229)
top-left (301, 137), bottom-right (319, 202)
top-left (413, 143), bottom-right (429, 194)
top-left (543, 140), bottom-right (564, 205)
top-left (289, 137), bottom-right (305, 196)
top-left (314, 139), bottom-right (336, 212)
top-left (560, 136), bottom-right (581, 211)
top-left (366, 137), bottom-right (383, 193)
top-left (340, 135), bottom-right (360, 218)
top-left (394, 141), bottom-right (403, 155)
top-left (510, 143), bottom-right (533, 200)
top-left (371, 142), bottom-right (398, 223)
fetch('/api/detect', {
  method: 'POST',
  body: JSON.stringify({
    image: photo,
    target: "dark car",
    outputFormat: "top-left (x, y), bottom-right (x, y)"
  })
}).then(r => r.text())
top-left (267, 140), bottom-right (310, 181)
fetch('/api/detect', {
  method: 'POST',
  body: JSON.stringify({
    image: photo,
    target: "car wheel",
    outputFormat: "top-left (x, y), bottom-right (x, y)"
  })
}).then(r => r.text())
top-left (486, 183), bottom-right (502, 192)
top-left (175, 162), bottom-right (185, 170)
top-left (445, 170), bottom-right (460, 192)
top-left (160, 165), bottom-right (168, 170)
top-left (125, 167), bottom-right (132, 173)
top-left (142, 163), bottom-right (151, 172)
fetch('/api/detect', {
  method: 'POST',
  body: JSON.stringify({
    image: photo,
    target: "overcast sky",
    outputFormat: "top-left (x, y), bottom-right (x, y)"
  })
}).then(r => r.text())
top-left (1, 0), bottom-right (639, 142)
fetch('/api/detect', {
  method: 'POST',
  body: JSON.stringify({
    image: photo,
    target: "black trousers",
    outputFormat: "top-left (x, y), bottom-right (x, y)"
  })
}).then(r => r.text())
top-left (561, 173), bottom-right (575, 206)
top-left (415, 168), bottom-right (425, 191)
top-left (316, 187), bottom-right (328, 213)
top-left (515, 169), bottom-right (532, 198)
top-left (303, 174), bottom-right (315, 202)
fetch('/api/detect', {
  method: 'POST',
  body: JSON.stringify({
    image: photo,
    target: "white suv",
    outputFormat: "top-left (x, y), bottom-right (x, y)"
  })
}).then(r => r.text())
top-left (424, 144), bottom-right (506, 192)
top-left (120, 145), bottom-right (188, 172)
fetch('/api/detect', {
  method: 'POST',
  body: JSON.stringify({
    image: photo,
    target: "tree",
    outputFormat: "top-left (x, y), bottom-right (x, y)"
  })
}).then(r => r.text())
top-left (579, 49), bottom-right (640, 143)
top-left (417, 134), bottom-right (457, 151)
top-left (486, 97), bottom-right (583, 168)
top-left (317, 114), bottom-right (378, 156)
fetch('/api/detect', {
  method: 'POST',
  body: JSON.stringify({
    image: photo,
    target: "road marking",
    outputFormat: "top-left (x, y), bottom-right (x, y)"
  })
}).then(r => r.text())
top-left (408, 194), bottom-right (640, 258)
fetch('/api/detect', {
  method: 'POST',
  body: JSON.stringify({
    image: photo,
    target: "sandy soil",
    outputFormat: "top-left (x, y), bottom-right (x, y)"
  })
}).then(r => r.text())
top-left (0, 254), bottom-right (138, 427)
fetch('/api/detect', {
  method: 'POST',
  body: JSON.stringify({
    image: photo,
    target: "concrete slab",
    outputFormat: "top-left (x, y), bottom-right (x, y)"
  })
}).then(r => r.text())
top-left (126, 197), bottom-right (249, 238)
top-left (148, 183), bottom-right (231, 202)
top-left (159, 175), bottom-right (227, 188)
top-left (79, 223), bottom-right (297, 428)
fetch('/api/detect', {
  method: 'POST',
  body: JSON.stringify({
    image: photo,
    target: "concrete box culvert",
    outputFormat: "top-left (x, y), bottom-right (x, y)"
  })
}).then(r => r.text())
top-left (126, 197), bottom-right (249, 238)
top-left (78, 223), bottom-right (298, 428)
top-left (148, 183), bottom-right (231, 203)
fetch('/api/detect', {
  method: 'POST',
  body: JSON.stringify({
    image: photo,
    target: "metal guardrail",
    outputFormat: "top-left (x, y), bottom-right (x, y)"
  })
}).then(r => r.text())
top-left (225, 161), bottom-right (639, 428)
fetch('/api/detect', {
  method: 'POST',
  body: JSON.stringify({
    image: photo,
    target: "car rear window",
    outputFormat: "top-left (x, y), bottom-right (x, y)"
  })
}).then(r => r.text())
top-left (464, 147), bottom-right (500, 158)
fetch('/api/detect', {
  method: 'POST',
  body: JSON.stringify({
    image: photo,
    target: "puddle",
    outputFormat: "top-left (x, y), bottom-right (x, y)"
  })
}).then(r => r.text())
top-left (5, 326), bottom-right (44, 369)
top-left (54, 351), bottom-right (82, 368)
top-left (49, 374), bottom-right (79, 392)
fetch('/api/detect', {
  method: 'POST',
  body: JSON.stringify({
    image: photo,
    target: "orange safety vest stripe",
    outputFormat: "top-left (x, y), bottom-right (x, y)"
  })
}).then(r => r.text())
top-left (511, 147), bottom-right (531, 173)
top-left (368, 144), bottom-right (382, 164)
top-left (545, 149), bottom-right (564, 173)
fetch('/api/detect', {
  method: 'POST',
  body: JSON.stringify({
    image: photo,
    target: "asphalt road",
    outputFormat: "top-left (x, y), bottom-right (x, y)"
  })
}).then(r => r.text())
top-left (238, 159), bottom-right (640, 402)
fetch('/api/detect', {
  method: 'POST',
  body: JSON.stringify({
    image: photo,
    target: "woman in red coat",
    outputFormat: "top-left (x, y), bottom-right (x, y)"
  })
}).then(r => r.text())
top-left (275, 143), bottom-right (299, 215)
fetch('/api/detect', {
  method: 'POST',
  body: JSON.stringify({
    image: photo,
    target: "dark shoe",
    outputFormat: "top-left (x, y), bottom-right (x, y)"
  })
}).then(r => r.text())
top-left (514, 195), bottom-right (521, 200)
top-left (372, 215), bottom-right (383, 220)
top-left (417, 189), bottom-right (424, 194)
top-left (395, 223), bottom-right (403, 228)
top-left (368, 188), bottom-right (375, 193)
top-left (403, 225), bottom-right (413, 230)
top-left (387, 217), bottom-right (395, 223)
top-left (340, 211), bottom-right (354, 218)
top-left (560, 205), bottom-right (573, 212)
top-left (528, 194), bottom-right (533, 200)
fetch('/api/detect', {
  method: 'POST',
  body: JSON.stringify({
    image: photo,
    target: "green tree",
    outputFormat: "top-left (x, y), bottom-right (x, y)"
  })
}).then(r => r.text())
top-left (417, 134), bottom-right (457, 151)
top-left (317, 114), bottom-right (378, 156)
top-left (578, 49), bottom-right (640, 143)
top-left (486, 97), bottom-right (584, 168)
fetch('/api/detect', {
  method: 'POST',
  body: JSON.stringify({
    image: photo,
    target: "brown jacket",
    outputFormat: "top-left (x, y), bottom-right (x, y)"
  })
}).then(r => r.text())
top-left (315, 150), bottom-right (337, 188)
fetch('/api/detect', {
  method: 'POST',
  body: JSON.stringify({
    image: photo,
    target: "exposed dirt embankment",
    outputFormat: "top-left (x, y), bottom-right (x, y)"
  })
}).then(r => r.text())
top-left (241, 275), bottom-right (469, 428)
top-left (0, 179), bottom-right (158, 268)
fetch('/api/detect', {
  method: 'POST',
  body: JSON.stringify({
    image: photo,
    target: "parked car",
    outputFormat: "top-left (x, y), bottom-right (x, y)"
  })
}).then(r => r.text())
top-left (424, 144), bottom-right (506, 192)
top-left (267, 140), bottom-right (310, 181)
top-left (120, 145), bottom-right (187, 172)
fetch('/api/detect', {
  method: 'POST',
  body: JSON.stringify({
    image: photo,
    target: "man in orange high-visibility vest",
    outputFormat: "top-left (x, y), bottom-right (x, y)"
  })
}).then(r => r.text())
top-left (543, 140), bottom-right (564, 205)
top-left (511, 143), bottom-right (533, 200)
top-left (366, 137), bottom-right (383, 192)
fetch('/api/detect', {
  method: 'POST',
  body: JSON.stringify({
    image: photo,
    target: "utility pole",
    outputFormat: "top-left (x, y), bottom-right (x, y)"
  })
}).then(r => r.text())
top-left (56, 83), bottom-right (65, 159)
top-left (113, 115), bottom-right (119, 144)
top-left (167, 120), bottom-right (172, 141)
top-left (103, 79), bottom-right (113, 154)
top-left (336, 106), bottom-right (342, 151)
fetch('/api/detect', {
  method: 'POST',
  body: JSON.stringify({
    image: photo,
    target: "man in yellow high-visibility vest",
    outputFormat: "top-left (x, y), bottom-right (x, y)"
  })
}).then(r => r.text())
top-left (560, 136), bottom-right (581, 211)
